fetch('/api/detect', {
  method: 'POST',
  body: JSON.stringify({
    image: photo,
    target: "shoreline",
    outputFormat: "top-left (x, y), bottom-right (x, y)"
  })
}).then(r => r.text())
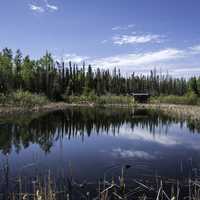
top-left (0, 102), bottom-right (200, 121)
top-left (0, 102), bottom-right (134, 117)
top-left (136, 103), bottom-right (200, 121)
top-left (0, 103), bottom-right (72, 116)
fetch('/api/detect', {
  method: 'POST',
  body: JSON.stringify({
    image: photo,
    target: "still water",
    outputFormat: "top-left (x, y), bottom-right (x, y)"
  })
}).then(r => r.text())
top-left (0, 107), bottom-right (200, 195)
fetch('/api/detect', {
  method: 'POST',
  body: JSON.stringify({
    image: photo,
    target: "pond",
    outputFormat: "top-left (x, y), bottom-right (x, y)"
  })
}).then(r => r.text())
top-left (0, 107), bottom-right (200, 198)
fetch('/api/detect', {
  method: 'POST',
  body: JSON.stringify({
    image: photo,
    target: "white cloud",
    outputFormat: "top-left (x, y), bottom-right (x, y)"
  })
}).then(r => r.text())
top-left (101, 40), bottom-right (108, 44)
top-left (112, 148), bottom-right (155, 160)
top-left (46, 3), bottom-right (59, 11)
top-left (112, 24), bottom-right (135, 31)
top-left (46, 4), bottom-right (58, 11)
top-left (117, 125), bottom-right (179, 146)
top-left (29, 1), bottom-right (59, 13)
top-left (190, 45), bottom-right (200, 54)
top-left (115, 124), bottom-right (200, 151)
top-left (127, 24), bottom-right (135, 28)
top-left (92, 48), bottom-right (184, 68)
top-left (54, 46), bottom-right (200, 76)
top-left (112, 34), bottom-right (163, 45)
top-left (112, 26), bottom-right (121, 31)
top-left (29, 4), bottom-right (45, 13)
top-left (58, 53), bottom-right (89, 64)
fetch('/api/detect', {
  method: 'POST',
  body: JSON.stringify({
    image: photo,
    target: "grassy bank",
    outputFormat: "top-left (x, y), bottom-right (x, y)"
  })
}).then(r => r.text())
top-left (150, 92), bottom-right (200, 105)
top-left (0, 92), bottom-right (135, 116)
top-left (0, 90), bottom-right (49, 108)
top-left (64, 94), bottom-right (134, 106)
top-left (0, 91), bottom-right (134, 108)
top-left (1, 90), bottom-right (200, 108)
top-left (1, 90), bottom-right (200, 122)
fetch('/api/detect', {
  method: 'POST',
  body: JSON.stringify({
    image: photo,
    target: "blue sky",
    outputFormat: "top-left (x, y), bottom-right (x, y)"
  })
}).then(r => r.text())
top-left (1, 0), bottom-right (200, 77)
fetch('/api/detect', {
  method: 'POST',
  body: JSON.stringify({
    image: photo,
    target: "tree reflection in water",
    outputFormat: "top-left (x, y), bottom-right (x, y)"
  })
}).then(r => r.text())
top-left (0, 107), bottom-right (199, 155)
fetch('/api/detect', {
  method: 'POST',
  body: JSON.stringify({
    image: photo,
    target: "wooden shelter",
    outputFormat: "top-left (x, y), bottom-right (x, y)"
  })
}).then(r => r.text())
top-left (132, 93), bottom-right (151, 103)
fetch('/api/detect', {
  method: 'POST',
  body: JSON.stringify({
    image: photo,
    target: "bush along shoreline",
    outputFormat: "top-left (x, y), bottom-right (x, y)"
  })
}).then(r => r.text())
top-left (0, 91), bottom-right (135, 116)
top-left (64, 93), bottom-right (134, 106)
top-left (1, 90), bottom-right (200, 122)
top-left (0, 90), bottom-right (49, 108)
top-left (150, 91), bottom-right (200, 105)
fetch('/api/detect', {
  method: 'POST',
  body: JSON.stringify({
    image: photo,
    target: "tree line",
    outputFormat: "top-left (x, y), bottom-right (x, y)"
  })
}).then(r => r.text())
top-left (0, 48), bottom-right (200, 100)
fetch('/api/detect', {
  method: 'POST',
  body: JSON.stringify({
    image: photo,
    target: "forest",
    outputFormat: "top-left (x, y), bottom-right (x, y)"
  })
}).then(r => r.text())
top-left (0, 48), bottom-right (200, 103)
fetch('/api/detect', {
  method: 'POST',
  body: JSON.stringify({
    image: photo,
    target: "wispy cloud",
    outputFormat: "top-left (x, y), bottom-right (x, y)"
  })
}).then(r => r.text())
top-left (29, 4), bottom-right (45, 13)
top-left (116, 124), bottom-right (200, 151)
top-left (45, 0), bottom-right (59, 11)
top-left (112, 24), bottom-right (135, 31)
top-left (46, 4), bottom-right (58, 11)
top-left (111, 148), bottom-right (155, 160)
top-left (112, 34), bottom-right (163, 45)
top-left (56, 53), bottom-right (89, 64)
top-left (190, 45), bottom-right (200, 54)
top-left (92, 48), bottom-right (184, 68)
top-left (29, 0), bottom-right (59, 13)
top-left (55, 46), bottom-right (200, 76)
top-left (101, 40), bottom-right (108, 44)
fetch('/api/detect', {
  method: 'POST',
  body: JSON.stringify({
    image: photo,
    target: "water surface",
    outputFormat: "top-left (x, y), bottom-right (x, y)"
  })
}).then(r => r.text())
top-left (0, 107), bottom-right (200, 194)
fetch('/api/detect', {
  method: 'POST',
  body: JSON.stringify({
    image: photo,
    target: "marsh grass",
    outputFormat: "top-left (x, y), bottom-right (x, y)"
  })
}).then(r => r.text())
top-left (2, 165), bottom-right (200, 200)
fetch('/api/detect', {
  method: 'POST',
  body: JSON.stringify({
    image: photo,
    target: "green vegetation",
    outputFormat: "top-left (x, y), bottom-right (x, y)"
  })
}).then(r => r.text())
top-left (0, 90), bottom-right (48, 108)
top-left (151, 91), bottom-right (200, 105)
top-left (65, 94), bottom-right (133, 105)
top-left (1, 47), bottom-right (200, 106)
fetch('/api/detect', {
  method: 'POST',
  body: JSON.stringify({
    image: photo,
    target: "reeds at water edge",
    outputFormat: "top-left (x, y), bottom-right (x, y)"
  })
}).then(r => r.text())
top-left (1, 164), bottom-right (200, 200)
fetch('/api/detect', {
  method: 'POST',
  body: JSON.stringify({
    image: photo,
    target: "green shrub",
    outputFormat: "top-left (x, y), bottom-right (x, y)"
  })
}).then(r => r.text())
top-left (0, 93), bottom-right (7, 105)
top-left (64, 94), bottom-right (133, 105)
top-left (0, 90), bottom-right (49, 108)
top-left (11, 90), bottom-right (49, 107)
top-left (151, 92), bottom-right (199, 105)
top-left (97, 95), bottom-right (133, 105)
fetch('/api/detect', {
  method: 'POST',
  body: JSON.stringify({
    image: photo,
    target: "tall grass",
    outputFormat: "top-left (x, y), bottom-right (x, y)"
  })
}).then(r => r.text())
top-left (2, 167), bottom-right (200, 200)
